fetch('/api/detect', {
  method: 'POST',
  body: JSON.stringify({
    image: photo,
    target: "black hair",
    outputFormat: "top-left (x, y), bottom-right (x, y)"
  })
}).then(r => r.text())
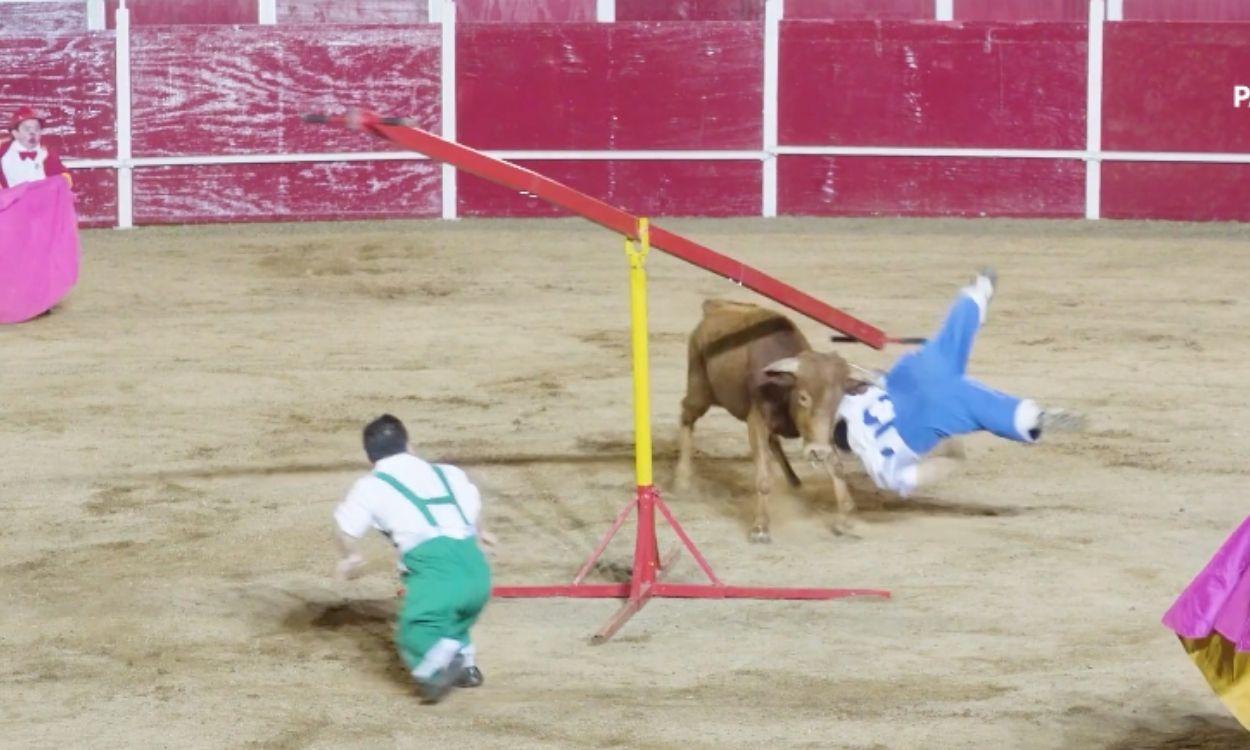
top-left (363, 414), bottom-right (408, 463)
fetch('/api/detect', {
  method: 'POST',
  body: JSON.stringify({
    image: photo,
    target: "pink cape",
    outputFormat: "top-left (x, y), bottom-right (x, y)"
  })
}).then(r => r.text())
top-left (1163, 516), bottom-right (1250, 650)
top-left (0, 175), bottom-right (81, 324)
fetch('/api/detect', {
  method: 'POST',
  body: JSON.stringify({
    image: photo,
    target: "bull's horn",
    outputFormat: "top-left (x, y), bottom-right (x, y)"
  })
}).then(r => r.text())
top-left (849, 363), bottom-right (887, 387)
top-left (763, 357), bottom-right (801, 376)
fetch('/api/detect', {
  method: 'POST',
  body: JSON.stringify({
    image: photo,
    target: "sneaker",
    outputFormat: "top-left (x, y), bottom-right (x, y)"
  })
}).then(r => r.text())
top-left (976, 267), bottom-right (997, 295)
top-left (416, 655), bottom-right (466, 704)
top-left (457, 666), bottom-right (484, 688)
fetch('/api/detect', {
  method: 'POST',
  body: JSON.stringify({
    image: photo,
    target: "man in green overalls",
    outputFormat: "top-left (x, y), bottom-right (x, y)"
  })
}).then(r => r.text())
top-left (334, 414), bottom-right (493, 703)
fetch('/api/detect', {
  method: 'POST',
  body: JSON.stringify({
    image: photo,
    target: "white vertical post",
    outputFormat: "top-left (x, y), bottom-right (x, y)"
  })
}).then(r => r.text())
top-left (427, 0), bottom-right (441, 22)
top-left (1085, 0), bottom-right (1104, 220)
top-left (115, 2), bottom-right (133, 228)
top-left (935, 0), bottom-right (954, 21)
top-left (762, 0), bottom-right (780, 218)
top-left (258, 0), bottom-right (276, 24)
top-left (1106, 0), bottom-right (1123, 22)
top-left (596, 0), bottom-right (615, 22)
top-left (440, 0), bottom-right (456, 219)
top-left (86, 0), bottom-right (105, 30)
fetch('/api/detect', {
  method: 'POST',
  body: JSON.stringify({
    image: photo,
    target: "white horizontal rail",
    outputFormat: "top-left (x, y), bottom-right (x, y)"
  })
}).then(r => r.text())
top-left (62, 147), bottom-right (1250, 172)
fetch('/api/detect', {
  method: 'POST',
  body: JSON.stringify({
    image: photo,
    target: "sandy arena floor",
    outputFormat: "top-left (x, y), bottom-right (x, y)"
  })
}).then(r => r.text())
top-left (3, 216), bottom-right (1250, 749)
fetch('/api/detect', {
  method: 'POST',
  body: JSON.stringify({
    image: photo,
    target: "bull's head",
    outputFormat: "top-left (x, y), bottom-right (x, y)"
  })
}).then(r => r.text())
top-left (761, 351), bottom-right (851, 463)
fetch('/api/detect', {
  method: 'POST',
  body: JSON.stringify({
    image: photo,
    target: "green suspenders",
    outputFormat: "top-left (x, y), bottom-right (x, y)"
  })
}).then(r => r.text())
top-left (373, 465), bottom-right (470, 528)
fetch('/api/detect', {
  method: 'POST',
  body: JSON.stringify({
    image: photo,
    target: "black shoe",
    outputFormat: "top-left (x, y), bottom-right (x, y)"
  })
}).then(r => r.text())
top-left (456, 666), bottom-right (484, 688)
top-left (416, 655), bottom-right (466, 704)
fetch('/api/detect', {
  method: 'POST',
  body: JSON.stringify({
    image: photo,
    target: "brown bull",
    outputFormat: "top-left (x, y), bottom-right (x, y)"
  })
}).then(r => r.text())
top-left (675, 299), bottom-right (856, 543)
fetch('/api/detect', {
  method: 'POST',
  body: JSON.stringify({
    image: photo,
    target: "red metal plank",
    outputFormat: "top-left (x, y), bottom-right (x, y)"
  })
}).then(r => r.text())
top-left (778, 155), bottom-right (1085, 218)
top-left (1123, 0), bottom-right (1250, 21)
top-left (457, 22), bottom-right (763, 150)
top-left (70, 168), bottom-right (119, 229)
top-left (785, 0), bottom-right (932, 20)
top-left (0, 2), bottom-right (87, 33)
top-left (105, 0), bottom-right (258, 27)
top-left (0, 34), bottom-right (116, 160)
top-left (1102, 162), bottom-right (1250, 222)
top-left (276, 0), bottom-right (428, 23)
top-left (458, 159), bottom-right (761, 218)
top-left (130, 25), bottom-right (440, 157)
top-left (1103, 23), bottom-right (1250, 153)
top-left (954, 0), bottom-right (1086, 21)
top-left (361, 117), bottom-right (886, 346)
top-left (131, 161), bottom-right (440, 224)
top-left (779, 21), bottom-right (1087, 149)
top-left (615, 0), bottom-right (763, 21)
top-left (458, 0), bottom-right (595, 21)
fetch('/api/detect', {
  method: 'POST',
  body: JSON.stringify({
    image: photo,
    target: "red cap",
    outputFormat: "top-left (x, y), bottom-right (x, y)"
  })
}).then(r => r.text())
top-left (9, 106), bottom-right (44, 131)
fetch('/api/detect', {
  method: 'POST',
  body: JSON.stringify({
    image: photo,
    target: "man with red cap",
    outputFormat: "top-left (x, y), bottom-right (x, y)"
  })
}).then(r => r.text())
top-left (1, 106), bottom-right (70, 190)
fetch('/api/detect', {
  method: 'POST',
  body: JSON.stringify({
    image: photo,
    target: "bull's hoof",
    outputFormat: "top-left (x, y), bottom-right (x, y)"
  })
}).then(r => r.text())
top-left (673, 469), bottom-right (693, 492)
top-left (831, 519), bottom-right (861, 539)
top-left (749, 527), bottom-right (772, 544)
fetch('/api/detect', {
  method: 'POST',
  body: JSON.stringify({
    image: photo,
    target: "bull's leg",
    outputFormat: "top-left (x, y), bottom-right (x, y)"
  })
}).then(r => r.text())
top-left (675, 358), bottom-right (713, 490)
top-left (748, 410), bottom-right (774, 543)
top-left (767, 435), bottom-right (802, 488)
top-left (827, 455), bottom-right (858, 537)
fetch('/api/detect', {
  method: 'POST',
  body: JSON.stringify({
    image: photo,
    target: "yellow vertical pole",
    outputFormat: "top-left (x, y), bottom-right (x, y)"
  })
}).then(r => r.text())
top-left (625, 217), bottom-right (653, 489)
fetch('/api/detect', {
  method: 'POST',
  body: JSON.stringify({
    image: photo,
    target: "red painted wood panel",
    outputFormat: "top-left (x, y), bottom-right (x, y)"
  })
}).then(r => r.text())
top-left (779, 21), bottom-right (1086, 149)
top-left (0, 34), bottom-right (115, 159)
top-left (105, 0), bottom-right (257, 28)
top-left (458, 159), bottom-right (761, 217)
top-left (131, 161), bottom-right (440, 224)
top-left (458, 0), bottom-right (595, 21)
top-left (0, 2), bottom-right (87, 34)
top-left (458, 23), bottom-right (762, 150)
top-left (1103, 162), bottom-right (1250, 222)
top-left (1104, 24), bottom-right (1250, 153)
top-left (69, 168), bottom-right (119, 228)
top-left (615, 0), bottom-right (763, 21)
top-left (777, 155), bottom-right (1084, 217)
top-left (276, 0), bottom-right (428, 24)
top-left (954, 0), bottom-right (1086, 21)
top-left (1123, 0), bottom-right (1250, 21)
top-left (785, 0), bottom-right (931, 20)
top-left (130, 25), bottom-right (440, 157)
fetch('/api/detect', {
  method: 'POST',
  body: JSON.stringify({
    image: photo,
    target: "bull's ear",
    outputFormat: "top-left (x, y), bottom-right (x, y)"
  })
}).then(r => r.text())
top-left (762, 357), bottom-right (801, 377)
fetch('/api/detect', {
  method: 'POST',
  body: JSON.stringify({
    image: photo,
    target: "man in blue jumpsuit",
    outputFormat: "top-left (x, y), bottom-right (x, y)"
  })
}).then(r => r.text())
top-left (834, 269), bottom-right (1083, 497)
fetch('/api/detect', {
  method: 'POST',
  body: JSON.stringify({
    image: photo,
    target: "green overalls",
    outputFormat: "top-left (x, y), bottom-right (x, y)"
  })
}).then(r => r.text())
top-left (373, 466), bottom-right (492, 673)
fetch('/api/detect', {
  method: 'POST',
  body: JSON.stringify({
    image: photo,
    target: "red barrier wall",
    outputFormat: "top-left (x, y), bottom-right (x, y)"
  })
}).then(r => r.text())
top-left (1123, 0), bottom-right (1250, 21)
top-left (128, 25), bottom-right (440, 156)
top-left (1103, 23), bottom-right (1250, 153)
top-left (277, 0), bottom-right (428, 24)
top-left (785, 1), bottom-right (931, 20)
top-left (1103, 163), bottom-right (1250, 222)
top-left (459, 0), bottom-right (595, 21)
top-left (457, 23), bottom-right (762, 150)
top-left (615, 0), bottom-right (763, 21)
top-left (459, 159), bottom-right (761, 217)
top-left (780, 21), bottom-right (1087, 149)
top-left (954, 0), bottom-right (1085, 21)
top-left (132, 161), bottom-right (441, 224)
top-left (4, 11), bottom-right (1249, 227)
top-left (105, 0), bottom-right (258, 27)
top-left (778, 156), bottom-right (1085, 217)
top-left (0, 1), bottom-right (87, 34)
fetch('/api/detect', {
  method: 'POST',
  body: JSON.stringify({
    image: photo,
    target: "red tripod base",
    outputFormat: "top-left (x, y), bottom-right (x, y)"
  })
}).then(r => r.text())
top-left (492, 486), bottom-right (891, 643)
